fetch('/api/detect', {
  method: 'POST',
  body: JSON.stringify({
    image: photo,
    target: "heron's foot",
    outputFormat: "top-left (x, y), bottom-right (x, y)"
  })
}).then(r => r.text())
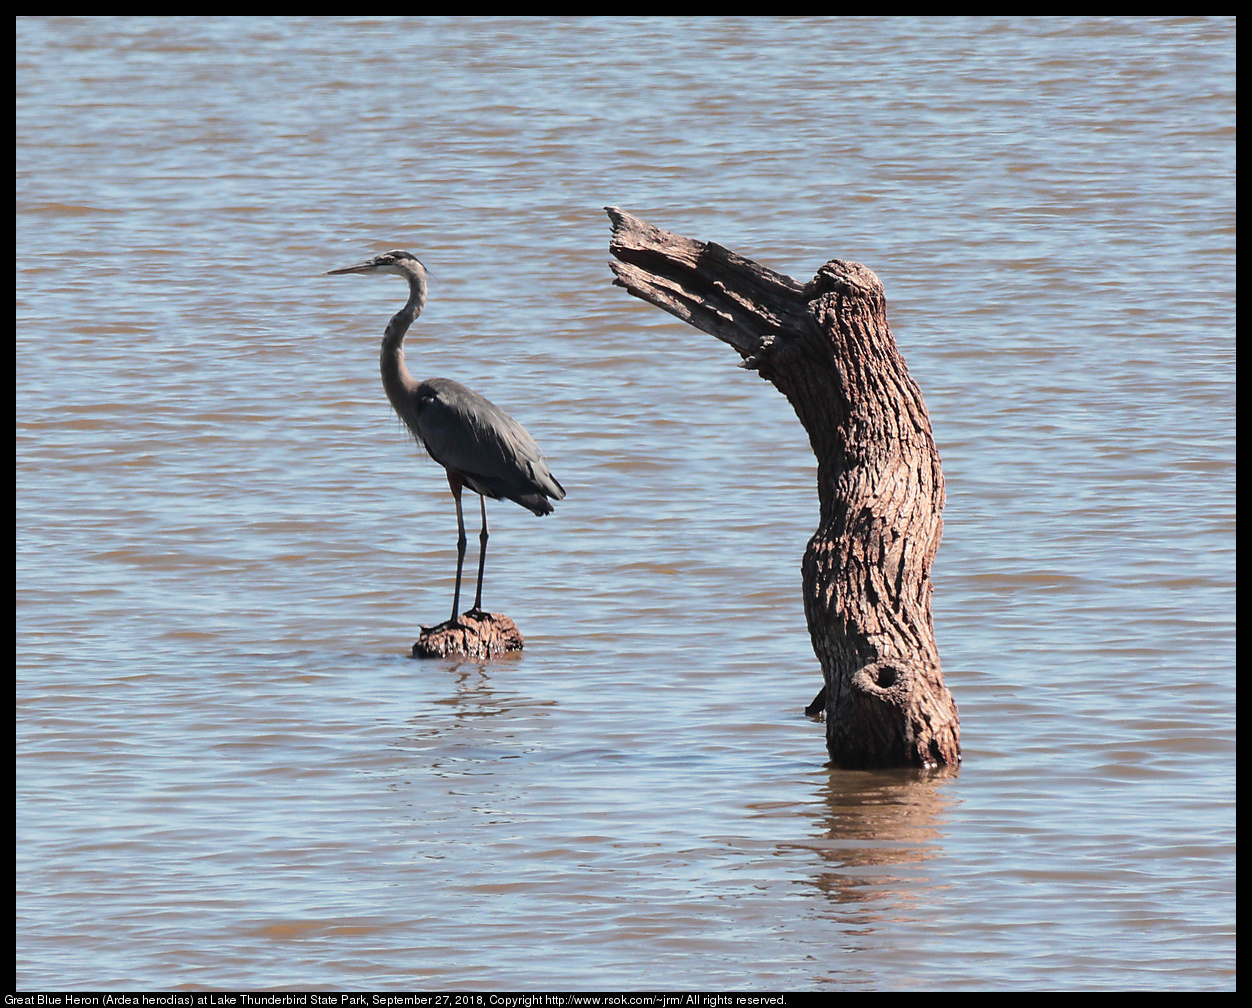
top-left (441, 609), bottom-right (483, 629)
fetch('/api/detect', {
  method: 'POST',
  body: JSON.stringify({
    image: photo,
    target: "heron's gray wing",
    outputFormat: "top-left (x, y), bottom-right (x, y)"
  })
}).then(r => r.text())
top-left (414, 379), bottom-right (565, 513)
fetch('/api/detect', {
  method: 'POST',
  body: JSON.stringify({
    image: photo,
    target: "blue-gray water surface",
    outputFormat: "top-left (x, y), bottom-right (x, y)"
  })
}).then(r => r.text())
top-left (15, 16), bottom-right (1234, 992)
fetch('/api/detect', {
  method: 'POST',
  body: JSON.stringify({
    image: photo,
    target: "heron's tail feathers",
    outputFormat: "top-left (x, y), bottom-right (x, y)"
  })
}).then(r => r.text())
top-left (463, 470), bottom-right (565, 516)
top-left (513, 492), bottom-right (556, 516)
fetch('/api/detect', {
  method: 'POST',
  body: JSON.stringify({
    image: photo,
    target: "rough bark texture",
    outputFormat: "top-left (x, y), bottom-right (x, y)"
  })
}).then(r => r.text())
top-left (413, 611), bottom-right (524, 660)
top-left (606, 206), bottom-right (959, 769)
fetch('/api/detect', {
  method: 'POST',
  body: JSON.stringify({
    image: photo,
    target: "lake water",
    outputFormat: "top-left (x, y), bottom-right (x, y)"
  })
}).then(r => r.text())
top-left (15, 16), bottom-right (1235, 992)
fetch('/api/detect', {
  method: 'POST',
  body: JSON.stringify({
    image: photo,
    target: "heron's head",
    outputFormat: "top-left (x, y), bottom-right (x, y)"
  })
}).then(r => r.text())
top-left (325, 250), bottom-right (428, 280)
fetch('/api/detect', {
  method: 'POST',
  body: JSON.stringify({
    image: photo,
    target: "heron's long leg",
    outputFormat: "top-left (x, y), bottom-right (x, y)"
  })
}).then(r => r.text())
top-left (448, 474), bottom-right (467, 623)
top-left (471, 495), bottom-right (488, 613)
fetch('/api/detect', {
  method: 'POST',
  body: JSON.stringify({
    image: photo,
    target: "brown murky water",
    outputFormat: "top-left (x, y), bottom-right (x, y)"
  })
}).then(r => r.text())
top-left (16, 16), bottom-right (1234, 991)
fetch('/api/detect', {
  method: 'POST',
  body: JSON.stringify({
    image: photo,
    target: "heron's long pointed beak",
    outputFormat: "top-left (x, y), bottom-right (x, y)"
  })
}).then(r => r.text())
top-left (325, 260), bottom-right (378, 276)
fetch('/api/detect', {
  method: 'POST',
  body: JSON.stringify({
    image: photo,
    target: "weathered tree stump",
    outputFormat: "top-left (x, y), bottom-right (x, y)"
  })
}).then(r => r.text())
top-left (606, 206), bottom-right (959, 769)
top-left (412, 610), bottom-right (524, 660)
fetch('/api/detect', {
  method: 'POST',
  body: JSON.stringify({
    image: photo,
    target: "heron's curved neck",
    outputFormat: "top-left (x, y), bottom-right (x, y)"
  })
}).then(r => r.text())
top-left (380, 270), bottom-right (427, 407)
top-left (383, 269), bottom-right (427, 348)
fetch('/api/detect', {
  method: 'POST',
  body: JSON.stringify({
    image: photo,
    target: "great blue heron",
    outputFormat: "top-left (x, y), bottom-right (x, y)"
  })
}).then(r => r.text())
top-left (325, 250), bottom-right (565, 624)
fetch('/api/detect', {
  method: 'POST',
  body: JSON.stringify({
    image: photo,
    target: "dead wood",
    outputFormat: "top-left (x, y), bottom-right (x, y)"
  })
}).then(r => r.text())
top-left (606, 206), bottom-right (959, 769)
top-left (412, 610), bottom-right (524, 660)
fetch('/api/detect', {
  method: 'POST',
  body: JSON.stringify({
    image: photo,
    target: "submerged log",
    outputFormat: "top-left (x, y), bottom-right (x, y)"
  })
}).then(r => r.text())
top-left (606, 206), bottom-right (959, 769)
top-left (413, 610), bottom-right (524, 659)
